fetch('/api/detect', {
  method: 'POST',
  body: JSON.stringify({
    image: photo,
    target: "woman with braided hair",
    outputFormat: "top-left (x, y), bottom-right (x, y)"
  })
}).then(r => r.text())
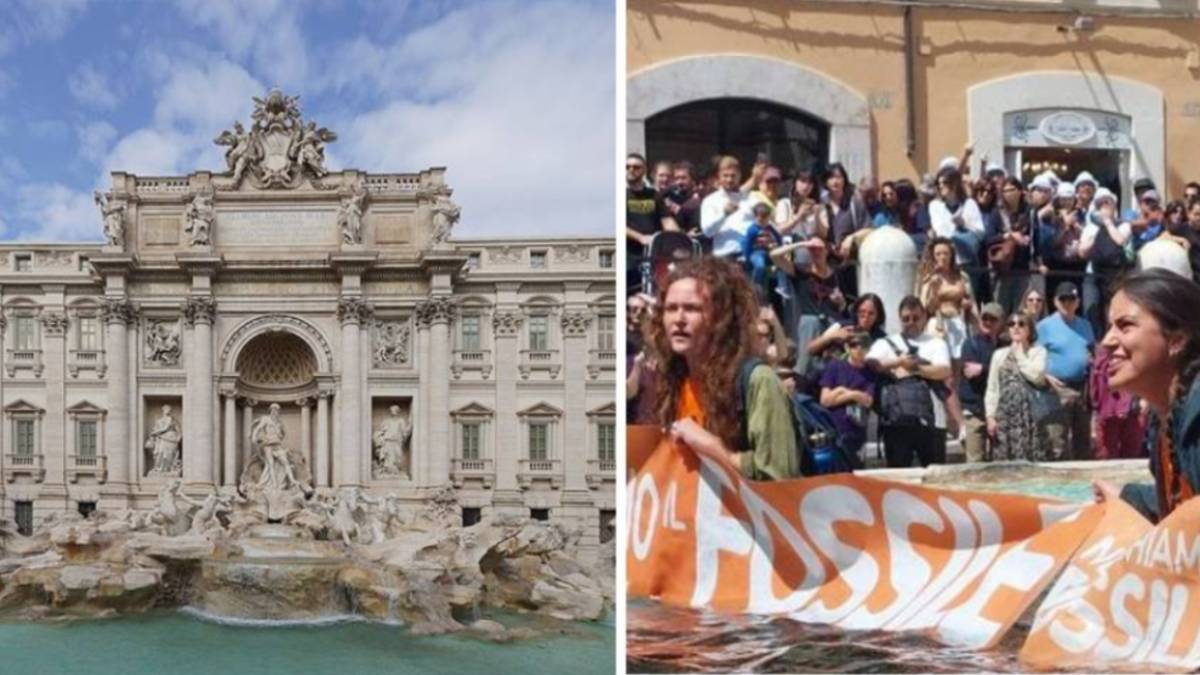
top-left (1093, 269), bottom-right (1200, 522)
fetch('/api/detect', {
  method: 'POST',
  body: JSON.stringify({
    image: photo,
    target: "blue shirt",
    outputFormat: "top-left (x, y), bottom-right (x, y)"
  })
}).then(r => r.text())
top-left (1037, 312), bottom-right (1094, 385)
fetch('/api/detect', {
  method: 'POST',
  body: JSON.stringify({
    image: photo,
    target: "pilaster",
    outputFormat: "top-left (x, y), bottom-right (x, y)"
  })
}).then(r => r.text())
top-left (417, 295), bottom-right (455, 488)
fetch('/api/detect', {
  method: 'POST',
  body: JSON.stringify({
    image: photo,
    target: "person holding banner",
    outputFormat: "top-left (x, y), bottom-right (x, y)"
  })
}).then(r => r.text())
top-left (649, 257), bottom-right (800, 480)
top-left (1093, 269), bottom-right (1200, 522)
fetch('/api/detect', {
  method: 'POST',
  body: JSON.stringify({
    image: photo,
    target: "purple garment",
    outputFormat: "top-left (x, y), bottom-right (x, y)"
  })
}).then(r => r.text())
top-left (819, 358), bottom-right (876, 447)
top-left (1091, 347), bottom-right (1136, 420)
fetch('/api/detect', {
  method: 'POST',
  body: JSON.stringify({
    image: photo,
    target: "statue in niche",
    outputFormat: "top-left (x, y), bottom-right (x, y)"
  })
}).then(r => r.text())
top-left (372, 405), bottom-right (411, 478)
top-left (93, 190), bottom-right (126, 248)
top-left (250, 403), bottom-right (306, 492)
top-left (145, 405), bottom-right (182, 476)
top-left (145, 321), bottom-right (181, 367)
top-left (373, 321), bottom-right (410, 367)
top-left (183, 189), bottom-right (214, 247)
top-left (338, 181), bottom-right (367, 244)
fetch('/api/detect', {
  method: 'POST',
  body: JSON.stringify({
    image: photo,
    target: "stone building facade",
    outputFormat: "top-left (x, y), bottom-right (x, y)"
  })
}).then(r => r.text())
top-left (0, 92), bottom-right (616, 555)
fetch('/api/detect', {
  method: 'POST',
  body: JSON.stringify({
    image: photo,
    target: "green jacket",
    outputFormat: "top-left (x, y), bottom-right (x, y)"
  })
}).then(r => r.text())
top-left (1120, 378), bottom-right (1200, 523)
top-left (738, 365), bottom-right (799, 481)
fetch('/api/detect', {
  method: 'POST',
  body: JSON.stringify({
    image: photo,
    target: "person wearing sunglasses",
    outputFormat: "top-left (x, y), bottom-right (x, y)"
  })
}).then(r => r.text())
top-left (985, 312), bottom-right (1051, 461)
top-left (627, 152), bottom-right (675, 294)
top-left (960, 302), bottom-right (1004, 462)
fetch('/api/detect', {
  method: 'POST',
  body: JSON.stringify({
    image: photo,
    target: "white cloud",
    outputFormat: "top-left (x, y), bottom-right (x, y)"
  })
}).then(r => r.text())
top-left (330, 1), bottom-right (614, 237)
top-left (68, 63), bottom-right (119, 109)
top-left (76, 121), bottom-right (117, 165)
top-left (172, 0), bottom-right (308, 89)
top-left (0, 0), bottom-right (89, 55)
top-left (12, 183), bottom-right (100, 242)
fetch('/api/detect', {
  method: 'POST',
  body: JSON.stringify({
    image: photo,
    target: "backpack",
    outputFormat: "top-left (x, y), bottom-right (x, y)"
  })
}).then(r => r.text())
top-left (874, 337), bottom-right (936, 428)
top-left (735, 357), bottom-right (854, 476)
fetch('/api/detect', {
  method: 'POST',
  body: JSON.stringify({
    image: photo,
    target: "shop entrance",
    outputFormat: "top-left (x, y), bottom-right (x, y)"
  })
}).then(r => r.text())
top-left (1009, 147), bottom-right (1126, 208)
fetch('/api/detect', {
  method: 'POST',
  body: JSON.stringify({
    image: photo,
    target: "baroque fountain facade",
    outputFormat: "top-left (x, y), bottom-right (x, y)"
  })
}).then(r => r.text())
top-left (0, 91), bottom-right (615, 627)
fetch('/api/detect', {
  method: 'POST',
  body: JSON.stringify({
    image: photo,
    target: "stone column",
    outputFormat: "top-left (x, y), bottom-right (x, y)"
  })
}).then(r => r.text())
top-left (336, 297), bottom-right (371, 486)
top-left (101, 299), bottom-right (135, 485)
top-left (560, 310), bottom-right (591, 493)
top-left (417, 296), bottom-right (455, 487)
top-left (491, 307), bottom-right (523, 512)
top-left (40, 312), bottom-right (68, 491)
top-left (221, 389), bottom-right (237, 487)
top-left (242, 399), bottom-right (255, 456)
top-left (298, 398), bottom-right (311, 482)
top-left (316, 391), bottom-right (330, 488)
top-left (182, 297), bottom-right (216, 487)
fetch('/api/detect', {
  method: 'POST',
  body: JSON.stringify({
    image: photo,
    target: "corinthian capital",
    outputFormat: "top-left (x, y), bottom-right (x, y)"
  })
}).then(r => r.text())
top-left (491, 310), bottom-right (523, 337)
top-left (416, 295), bottom-right (456, 328)
top-left (182, 296), bottom-right (217, 326)
top-left (560, 310), bottom-right (592, 337)
top-left (40, 311), bottom-right (68, 336)
top-left (337, 296), bottom-right (373, 325)
top-left (100, 298), bottom-right (139, 325)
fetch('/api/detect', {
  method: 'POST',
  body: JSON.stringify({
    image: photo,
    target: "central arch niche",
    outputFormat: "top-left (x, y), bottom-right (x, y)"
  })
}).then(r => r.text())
top-left (236, 332), bottom-right (318, 394)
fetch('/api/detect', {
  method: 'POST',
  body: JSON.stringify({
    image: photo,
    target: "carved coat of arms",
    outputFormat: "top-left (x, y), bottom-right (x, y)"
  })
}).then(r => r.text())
top-left (214, 89), bottom-right (337, 190)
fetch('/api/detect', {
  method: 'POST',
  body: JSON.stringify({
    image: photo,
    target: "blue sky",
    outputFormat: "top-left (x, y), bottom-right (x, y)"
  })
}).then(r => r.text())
top-left (0, 0), bottom-right (615, 241)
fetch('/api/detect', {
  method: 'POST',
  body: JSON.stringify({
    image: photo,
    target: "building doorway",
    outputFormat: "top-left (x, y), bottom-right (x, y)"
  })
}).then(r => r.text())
top-left (1012, 147), bottom-right (1124, 207)
top-left (646, 98), bottom-right (830, 182)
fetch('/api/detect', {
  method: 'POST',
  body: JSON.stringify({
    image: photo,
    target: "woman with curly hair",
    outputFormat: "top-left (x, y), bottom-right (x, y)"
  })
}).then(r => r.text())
top-left (1094, 270), bottom-right (1200, 522)
top-left (918, 236), bottom-right (975, 436)
top-left (650, 257), bottom-right (799, 480)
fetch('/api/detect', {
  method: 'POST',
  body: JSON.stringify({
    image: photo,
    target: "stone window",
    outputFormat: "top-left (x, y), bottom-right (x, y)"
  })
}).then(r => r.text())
top-left (599, 250), bottom-right (614, 269)
top-left (596, 315), bottom-right (615, 352)
top-left (14, 501), bottom-right (32, 536)
top-left (14, 254), bottom-right (31, 273)
top-left (466, 252), bottom-right (481, 269)
top-left (12, 314), bottom-right (37, 351)
top-left (597, 422), bottom-right (615, 463)
top-left (460, 315), bottom-right (481, 351)
top-left (14, 419), bottom-right (34, 456)
top-left (530, 508), bottom-right (550, 522)
top-left (530, 251), bottom-right (547, 269)
top-left (528, 422), bottom-right (549, 461)
top-left (77, 315), bottom-right (100, 351)
top-left (77, 255), bottom-right (90, 273)
top-left (600, 509), bottom-right (616, 544)
top-left (528, 315), bottom-right (549, 351)
top-left (462, 507), bottom-right (482, 527)
top-left (78, 421), bottom-right (98, 459)
top-left (461, 423), bottom-right (481, 460)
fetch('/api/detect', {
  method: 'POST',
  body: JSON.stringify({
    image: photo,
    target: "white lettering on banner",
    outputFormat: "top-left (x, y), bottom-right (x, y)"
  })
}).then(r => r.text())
top-left (632, 474), bottom-right (660, 561)
top-left (937, 540), bottom-right (1057, 648)
top-left (1131, 580), bottom-right (1170, 663)
top-left (692, 459), bottom-right (753, 607)
top-left (1148, 583), bottom-right (1187, 664)
top-left (743, 487), bottom-right (827, 614)
top-left (791, 485), bottom-right (877, 624)
top-left (663, 481), bottom-right (687, 531)
top-left (888, 497), bottom-right (978, 630)
top-left (1097, 572), bottom-right (1144, 660)
top-left (1175, 532), bottom-right (1200, 573)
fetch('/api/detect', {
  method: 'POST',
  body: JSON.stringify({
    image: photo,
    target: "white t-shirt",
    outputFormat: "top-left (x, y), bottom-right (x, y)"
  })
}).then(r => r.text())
top-left (867, 332), bottom-right (952, 429)
top-left (700, 189), bottom-right (752, 257)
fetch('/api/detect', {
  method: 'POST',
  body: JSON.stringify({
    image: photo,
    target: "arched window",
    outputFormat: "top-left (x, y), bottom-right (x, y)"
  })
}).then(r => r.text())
top-left (646, 98), bottom-right (830, 178)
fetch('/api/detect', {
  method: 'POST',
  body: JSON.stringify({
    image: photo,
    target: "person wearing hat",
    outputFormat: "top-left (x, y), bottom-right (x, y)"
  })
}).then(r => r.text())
top-left (819, 330), bottom-right (878, 468)
top-left (960, 302), bottom-right (1004, 461)
top-left (1073, 172), bottom-right (1098, 213)
top-left (1131, 189), bottom-right (1166, 250)
top-left (1037, 181), bottom-right (1088, 307)
top-left (1036, 280), bottom-right (1096, 460)
top-left (1080, 187), bottom-right (1132, 336)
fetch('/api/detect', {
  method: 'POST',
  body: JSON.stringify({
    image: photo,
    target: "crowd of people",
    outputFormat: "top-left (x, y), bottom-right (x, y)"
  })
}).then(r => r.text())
top-left (626, 148), bottom-right (1200, 474)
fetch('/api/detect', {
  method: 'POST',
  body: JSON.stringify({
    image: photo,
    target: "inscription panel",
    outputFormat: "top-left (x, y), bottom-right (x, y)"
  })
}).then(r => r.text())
top-left (142, 215), bottom-right (180, 245)
top-left (217, 210), bottom-right (337, 247)
top-left (372, 213), bottom-right (414, 244)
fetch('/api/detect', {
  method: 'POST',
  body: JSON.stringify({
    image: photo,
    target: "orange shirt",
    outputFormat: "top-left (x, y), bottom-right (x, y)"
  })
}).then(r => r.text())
top-left (677, 377), bottom-right (706, 426)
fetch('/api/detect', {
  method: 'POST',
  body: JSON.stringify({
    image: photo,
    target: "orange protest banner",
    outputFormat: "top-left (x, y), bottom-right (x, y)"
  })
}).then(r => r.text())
top-left (1022, 497), bottom-right (1200, 671)
top-left (628, 430), bottom-right (1105, 650)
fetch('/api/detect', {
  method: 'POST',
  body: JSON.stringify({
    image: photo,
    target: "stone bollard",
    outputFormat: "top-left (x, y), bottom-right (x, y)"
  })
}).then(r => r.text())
top-left (857, 225), bottom-right (918, 335)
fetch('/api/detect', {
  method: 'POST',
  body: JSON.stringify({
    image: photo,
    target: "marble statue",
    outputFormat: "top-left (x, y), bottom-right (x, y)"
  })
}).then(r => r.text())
top-left (93, 190), bottom-right (126, 248)
top-left (214, 121), bottom-right (257, 188)
top-left (188, 490), bottom-right (233, 536)
top-left (338, 181), bottom-right (367, 244)
top-left (431, 194), bottom-right (461, 244)
top-left (213, 89), bottom-right (338, 190)
top-left (324, 487), bottom-right (365, 545)
top-left (183, 189), bottom-right (215, 247)
top-left (372, 405), bottom-right (411, 477)
top-left (149, 479), bottom-right (201, 535)
top-left (291, 121), bottom-right (336, 179)
top-left (372, 321), bottom-right (410, 367)
top-left (146, 405), bottom-right (182, 476)
top-left (145, 321), bottom-right (181, 367)
top-left (251, 403), bottom-right (300, 491)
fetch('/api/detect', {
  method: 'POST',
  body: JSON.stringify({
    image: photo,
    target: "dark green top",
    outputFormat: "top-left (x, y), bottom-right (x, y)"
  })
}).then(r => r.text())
top-left (738, 365), bottom-right (799, 481)
top-left (1120, 379), bottom-right (1200, 523)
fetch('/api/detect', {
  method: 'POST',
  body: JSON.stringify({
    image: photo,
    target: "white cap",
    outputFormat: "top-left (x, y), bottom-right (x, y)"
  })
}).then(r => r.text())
top-left (985, 163), bottom-right (1006, 177)
top-left (1073, 171), bottom-right (1097, 189)
top-left (1055, 182), bottom-right (1076, 200)
top-left (1029, 174), bottom-right (1054, 191)
top-left (1092, 187), bottom-right (1117, 206)
top-left (938, 156), bottom-right (959, 171)
top-left (1040, 170), bottom-right (1060, 187)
